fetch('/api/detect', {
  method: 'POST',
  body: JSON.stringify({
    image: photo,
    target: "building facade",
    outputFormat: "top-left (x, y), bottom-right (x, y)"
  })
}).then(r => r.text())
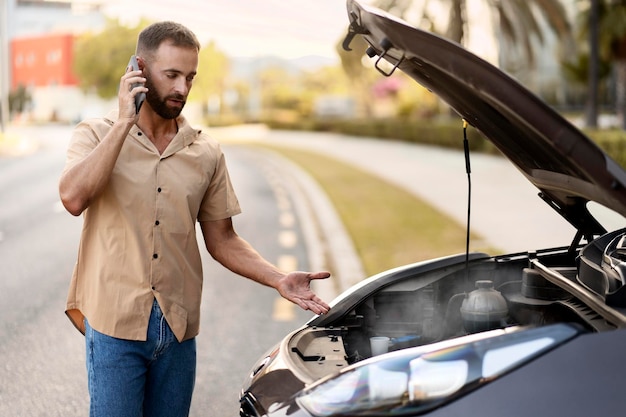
top-left (11, 33), bottom-right (78, 89)
top-left (6, 0), bottom-right (110, 122)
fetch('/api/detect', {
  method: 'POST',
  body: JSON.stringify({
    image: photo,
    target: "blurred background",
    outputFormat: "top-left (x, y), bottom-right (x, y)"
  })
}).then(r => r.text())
top-left (0, 0), bottom-right (625, 147)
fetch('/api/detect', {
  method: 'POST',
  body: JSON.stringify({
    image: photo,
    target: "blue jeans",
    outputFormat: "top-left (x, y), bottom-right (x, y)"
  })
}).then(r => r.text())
top-left (85, 300), bottom-right (196, 417)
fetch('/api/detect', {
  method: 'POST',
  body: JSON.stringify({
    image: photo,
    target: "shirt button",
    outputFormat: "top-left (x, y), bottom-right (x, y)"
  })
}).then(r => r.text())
top-left (155, 220), bottom-right (160, 226)
top-left (151, 286), bottom-right (156, 290)
top-left (153, 253), bottom-right (158, 259)
top-left (138, 131), bottom-right (143, 136)
top-left (157, 187), bottom-right (162, 193)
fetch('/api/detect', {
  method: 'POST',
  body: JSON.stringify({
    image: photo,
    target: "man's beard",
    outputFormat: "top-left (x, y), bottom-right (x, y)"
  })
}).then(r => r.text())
top-left (144, 73), bottom-right (186, 120)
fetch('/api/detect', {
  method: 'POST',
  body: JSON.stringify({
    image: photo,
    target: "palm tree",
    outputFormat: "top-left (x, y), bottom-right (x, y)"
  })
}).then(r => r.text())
top-left (338, 0), bottom-right (574, 117)
top-left (373, 0), bottom-right (626, 129)
top-left (503, 0), bottom-right (574, 62)
top-left (336, 33), bottom-right (380, 118)
top-left (367, 0), bottom-right (573, 67)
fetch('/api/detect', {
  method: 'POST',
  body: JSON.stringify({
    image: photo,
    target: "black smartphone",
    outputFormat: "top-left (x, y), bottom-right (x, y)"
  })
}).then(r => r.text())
top-left (128, 55), bottom-right (146, 114)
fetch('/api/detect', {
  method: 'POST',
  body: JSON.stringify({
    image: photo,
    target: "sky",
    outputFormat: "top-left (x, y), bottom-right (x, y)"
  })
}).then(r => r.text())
top-left (92, 0), bottom-right (498, 64)
top-left (95, 0), bottom-right (363, 61)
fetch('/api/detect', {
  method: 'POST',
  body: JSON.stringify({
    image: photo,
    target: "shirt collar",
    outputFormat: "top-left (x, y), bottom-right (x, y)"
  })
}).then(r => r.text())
top-left (104, 110), bottom-right (203, 156)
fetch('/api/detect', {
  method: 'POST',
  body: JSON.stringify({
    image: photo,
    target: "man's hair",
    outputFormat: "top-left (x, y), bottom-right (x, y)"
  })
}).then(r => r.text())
top-left (136, 21), bottom-right (200, 57)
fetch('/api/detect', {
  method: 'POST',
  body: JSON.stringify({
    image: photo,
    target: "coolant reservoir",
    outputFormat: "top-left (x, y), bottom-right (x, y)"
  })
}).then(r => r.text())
top-left (460, 280), bottom-right (508, 333)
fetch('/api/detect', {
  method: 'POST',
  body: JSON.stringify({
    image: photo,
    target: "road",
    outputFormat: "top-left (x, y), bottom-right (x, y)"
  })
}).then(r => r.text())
top-left (0, 125), bottom-right (322, 416)
top-left (0, 122), bottom-right (606, 416)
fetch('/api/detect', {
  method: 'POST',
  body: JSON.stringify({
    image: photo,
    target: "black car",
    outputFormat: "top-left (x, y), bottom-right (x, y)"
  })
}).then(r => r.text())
top-left (239, 1), bottom-right (626, 416)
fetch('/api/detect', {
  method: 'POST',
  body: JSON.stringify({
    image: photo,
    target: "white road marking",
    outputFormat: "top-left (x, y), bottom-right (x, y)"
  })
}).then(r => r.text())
top-left (278, 230), bottom-right (298, 249)
top-left (277, 198), bottom-right (291, 212)
top-left (272, 297), bottom-right (296, 322)
top-left (266, 161), bottom-right (302, 322)
top-left (277, 254), bottom-right (298, 272)
top-left (273, 255), bottom-right (299, 321)
top-left (279, 211), bottom-right (295, 228)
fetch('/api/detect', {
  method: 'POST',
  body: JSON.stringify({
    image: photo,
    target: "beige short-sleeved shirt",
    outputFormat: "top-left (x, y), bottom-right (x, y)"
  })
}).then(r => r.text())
top-left (63, 111), bottom-right (241, 342)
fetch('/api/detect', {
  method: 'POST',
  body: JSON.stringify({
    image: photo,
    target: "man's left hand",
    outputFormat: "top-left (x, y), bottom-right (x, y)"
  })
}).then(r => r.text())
top-left (277, 271), bottom-right (331, 315)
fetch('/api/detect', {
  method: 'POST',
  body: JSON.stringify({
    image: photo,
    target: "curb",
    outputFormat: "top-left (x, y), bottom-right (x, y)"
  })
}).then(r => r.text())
top-left (212, 124), bottom-right (366, 301)
top-left (254, 148), bottom-right (366, 301)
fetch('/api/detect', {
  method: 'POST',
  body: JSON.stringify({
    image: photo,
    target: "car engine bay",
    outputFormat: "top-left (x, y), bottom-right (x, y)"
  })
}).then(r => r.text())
top-left (287, 229), bottom-right (626, 379)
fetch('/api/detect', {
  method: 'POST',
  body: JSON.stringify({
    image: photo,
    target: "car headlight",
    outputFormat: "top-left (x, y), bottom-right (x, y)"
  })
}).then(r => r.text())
top-left (297, 324), bottom-right (580, 416)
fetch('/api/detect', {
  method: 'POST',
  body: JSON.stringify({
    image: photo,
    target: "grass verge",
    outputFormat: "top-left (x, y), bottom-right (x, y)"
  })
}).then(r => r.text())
top-left (249, 144), bottom-right (494, 276)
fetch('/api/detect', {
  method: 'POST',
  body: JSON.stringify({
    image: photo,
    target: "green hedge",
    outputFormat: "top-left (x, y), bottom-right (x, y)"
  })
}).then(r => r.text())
top-left (264, 118), bottom-right (626, 166)
top-left (265, 118), bottom-right (494, 151)
top-left (586, 129), bottom-right (626, 168)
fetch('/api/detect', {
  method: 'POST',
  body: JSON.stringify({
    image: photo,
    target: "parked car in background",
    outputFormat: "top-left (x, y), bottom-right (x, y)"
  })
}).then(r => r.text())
top-left (239, 1), bottom-right (626, 416)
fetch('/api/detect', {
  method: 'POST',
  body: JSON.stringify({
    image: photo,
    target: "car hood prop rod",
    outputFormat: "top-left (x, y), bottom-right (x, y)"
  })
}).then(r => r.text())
top-left (463, 120), bottom-right (472, 286)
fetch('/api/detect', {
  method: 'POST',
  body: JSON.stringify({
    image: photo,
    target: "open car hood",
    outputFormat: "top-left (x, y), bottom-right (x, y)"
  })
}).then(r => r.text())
top-left (345, 0), bottom-right (626, 241)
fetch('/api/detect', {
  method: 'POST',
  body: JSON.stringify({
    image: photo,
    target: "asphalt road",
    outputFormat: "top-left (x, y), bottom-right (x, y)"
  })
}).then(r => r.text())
top-left (0, 125), bottom-right (323, 416)
top-left (1, 121), bottom-right (610, 416)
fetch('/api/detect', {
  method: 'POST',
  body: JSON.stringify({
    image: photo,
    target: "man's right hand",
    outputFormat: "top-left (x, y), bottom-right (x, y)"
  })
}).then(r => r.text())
top-left (119, 66), bottom-right (147, 121)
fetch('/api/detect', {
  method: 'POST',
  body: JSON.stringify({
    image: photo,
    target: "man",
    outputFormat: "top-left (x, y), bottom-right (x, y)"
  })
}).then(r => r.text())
top-left (58, 21), bottom-right (330, 417)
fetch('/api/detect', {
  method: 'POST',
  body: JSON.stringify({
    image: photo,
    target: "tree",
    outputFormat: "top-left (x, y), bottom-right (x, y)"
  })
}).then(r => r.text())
top-left (73, 18), bottom-right (146, 99)
top-left (256, 66), bottom-right (301, 120)
top-left (337, 0), bottom-right (574, 119)
top-left (336, 33), bottom-right (379, 118)
top-left (188, 40), bottom-right (229, 117)
top-left (441, 0), bottom-right (573, 69)
top-left (336, 0), bottom-right (439, 118)
top-left (561, 51), bottom-right (611, 93)
top-left (8, 84), bottom-right (32, 116)
top-left (368, 0), bottom-right (573, 66)
top-left (73, 19), bottom-right (232, 121)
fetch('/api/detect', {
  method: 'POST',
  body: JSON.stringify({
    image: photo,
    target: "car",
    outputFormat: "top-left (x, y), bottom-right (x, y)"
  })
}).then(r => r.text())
top-left (239, 1), bottom-right (626, 416)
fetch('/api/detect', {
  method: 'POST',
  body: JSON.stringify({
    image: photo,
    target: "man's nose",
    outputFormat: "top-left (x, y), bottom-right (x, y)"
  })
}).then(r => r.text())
top-left (174, 77), bottom-right (190, 96)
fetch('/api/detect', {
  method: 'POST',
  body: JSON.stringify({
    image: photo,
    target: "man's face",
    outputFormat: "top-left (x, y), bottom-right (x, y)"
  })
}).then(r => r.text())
top-left (142, 42), bottom-right (198, 120)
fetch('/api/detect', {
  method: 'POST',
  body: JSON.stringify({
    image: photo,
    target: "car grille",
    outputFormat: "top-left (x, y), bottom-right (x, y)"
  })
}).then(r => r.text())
top-left (239, 393), bottom-right (261, 417)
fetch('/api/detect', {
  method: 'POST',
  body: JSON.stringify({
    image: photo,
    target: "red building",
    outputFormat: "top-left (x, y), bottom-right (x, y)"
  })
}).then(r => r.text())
top-left (11, 33), bottom-right (78, 89)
